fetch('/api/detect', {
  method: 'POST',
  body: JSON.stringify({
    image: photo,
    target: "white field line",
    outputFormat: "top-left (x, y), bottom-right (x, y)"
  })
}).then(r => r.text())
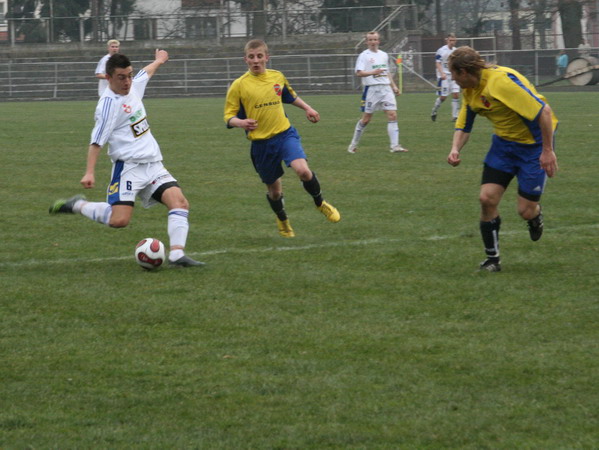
top-left (2, 223), bottom-right (598, 269)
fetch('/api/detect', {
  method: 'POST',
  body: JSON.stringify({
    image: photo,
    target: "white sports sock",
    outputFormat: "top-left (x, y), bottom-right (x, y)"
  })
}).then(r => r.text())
top-left (80, 201), bottom-right (112, 225)
top-left (351, 120), bottom-right (367, 145)
top-left (387, 121), bottom-right (399, 147)
top-left (168, 208), bottom-right (189, 253)
top-left (432, 97), bottom-right (442, 114)
top-left (169, 249), bottom-right (184, 262)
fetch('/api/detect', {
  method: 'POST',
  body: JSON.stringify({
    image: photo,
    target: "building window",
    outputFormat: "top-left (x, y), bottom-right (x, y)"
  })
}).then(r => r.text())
top-left (185, 17), bottom-right (217, 38)
top-left (483, 20), bottom-right (503, 32)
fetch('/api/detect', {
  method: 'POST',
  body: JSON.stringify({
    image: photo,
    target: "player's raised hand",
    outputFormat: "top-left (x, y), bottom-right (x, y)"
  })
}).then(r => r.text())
top-left (155, 49), bottom-right (169, 64)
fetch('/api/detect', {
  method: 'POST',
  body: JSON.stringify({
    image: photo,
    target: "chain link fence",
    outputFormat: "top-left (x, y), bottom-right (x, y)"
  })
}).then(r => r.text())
top-left (1, 47), bottom-right (594, 102)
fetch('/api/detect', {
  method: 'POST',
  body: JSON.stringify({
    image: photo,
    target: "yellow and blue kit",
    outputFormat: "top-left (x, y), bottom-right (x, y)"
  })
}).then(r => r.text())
top-left (456, 65), bottom-right (558, 197)
top-left (456, 65), bottom-right (558, 144)
top-left (224, 69), bottom-right (298, 141)
top-left (224, 69), bottom-right (307, 184)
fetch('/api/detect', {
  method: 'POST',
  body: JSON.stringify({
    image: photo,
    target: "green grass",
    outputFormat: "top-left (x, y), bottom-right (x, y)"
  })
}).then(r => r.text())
top-left (1, 91), bottom-right (598, 448)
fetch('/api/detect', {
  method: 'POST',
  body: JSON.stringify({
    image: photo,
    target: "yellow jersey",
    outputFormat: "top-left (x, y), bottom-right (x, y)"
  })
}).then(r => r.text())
top-left (224, 69), bottom-right (298, 141)
top-left (456, 65), bottom-right (558, 144)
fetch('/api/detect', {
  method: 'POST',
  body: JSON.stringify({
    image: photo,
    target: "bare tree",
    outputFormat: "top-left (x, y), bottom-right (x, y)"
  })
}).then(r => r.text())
top-left (508, 0), bottom-right (522, 49)
top-left (558, 0), bottom-right (583, 48)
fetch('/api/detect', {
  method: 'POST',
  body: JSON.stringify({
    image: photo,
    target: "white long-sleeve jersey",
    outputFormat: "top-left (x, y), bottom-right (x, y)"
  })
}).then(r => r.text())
top-left (90, 70), bottom-right (163, 164)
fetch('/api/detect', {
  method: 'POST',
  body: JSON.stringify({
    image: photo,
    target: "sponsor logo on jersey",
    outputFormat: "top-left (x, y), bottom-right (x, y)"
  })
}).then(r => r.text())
top-left (129, 108), bottom-right (144, 123)
top-left (131, 116), bottom-right (150, 138)
top-left (481, 96), bottom-right (491, 108)
top-left (273, 84), bottom-right (282, 96)
top-left (254, 100), bottom-right (281, 109)
top-left (122, 103), bottom-right (132, 114)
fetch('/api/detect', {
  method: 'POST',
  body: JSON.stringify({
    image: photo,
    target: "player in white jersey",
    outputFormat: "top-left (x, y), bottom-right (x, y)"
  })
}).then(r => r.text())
top-left (50, 51), bottom-right (204, 267)
top-left (347, 31), bottom-right (408, 154)
top-left (431, 33), bottom-right (461, 122)
top-left (95, 39), bottom-right (120, 97)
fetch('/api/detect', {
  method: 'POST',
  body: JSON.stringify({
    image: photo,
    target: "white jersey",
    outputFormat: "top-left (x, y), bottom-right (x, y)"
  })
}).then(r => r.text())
top-left (95, 53), bottom-right (110, 96)
top-left (90, 70), bottom-right (163, 164)
top-left (435, 45), bottom-right (456, 78)
top-left (355, 48), bottom-right (392, 87)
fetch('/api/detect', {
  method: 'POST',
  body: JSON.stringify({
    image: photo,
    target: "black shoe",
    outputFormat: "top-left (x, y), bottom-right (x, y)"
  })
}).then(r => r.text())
top-left (527, 210), bottom-right (543, 242)
top-left (431, 112), bottom-right (437, 122)
top-left (49, 195), bottom-right (86, 214)
top-left (480, 258), bottom-right (501, 272)
top-left (169, 255), bottom-right (205, 267)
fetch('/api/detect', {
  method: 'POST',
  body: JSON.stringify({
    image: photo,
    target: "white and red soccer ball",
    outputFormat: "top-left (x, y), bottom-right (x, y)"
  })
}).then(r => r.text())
top-left (135, 238), bottom-right (165, 270)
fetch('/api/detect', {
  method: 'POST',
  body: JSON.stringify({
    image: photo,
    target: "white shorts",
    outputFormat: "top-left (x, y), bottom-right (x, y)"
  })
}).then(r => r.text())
top-left (436, 77), bottom-right (460, 97)
top-left (107, 160), bottom-right (178, 208)
top-left (361, 84), bottom-right (397, 113)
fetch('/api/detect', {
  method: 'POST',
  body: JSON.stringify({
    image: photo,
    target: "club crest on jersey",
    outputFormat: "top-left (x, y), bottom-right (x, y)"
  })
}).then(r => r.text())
top-left (480, 96), bottom-right (491, 108)
top-left (273, 84), bottom-right (282, 96)
top-left (130, 116), bottom-right (150, 138)
top-left (122, 103), bottom-right (132, 114)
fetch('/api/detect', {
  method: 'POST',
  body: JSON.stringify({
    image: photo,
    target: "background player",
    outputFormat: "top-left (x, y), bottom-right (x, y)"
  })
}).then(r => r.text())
top-left (95, 39), bottom-right (120, 97)
top-left (224, 39), bottom-right (340, 238)
top-left (446, 46), bottom-right (558, 272)
top-left (347, 31), bottom-right (407, 154)
top-left (431, 33), bottom-right (460, 122)
top-left (50, 50), bottom-right (204, 267)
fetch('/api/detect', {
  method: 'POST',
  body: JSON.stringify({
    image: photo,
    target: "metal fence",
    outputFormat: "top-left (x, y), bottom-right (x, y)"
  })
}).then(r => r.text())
top-left (0, 48), bottom-right (595, 102)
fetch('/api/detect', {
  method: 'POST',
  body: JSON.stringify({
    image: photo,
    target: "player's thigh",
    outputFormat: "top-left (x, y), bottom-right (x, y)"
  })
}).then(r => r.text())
top-left (438, 79), bottom-right (450, 97)
top-left (251, 139), bottom-right (284, 185)
top-left (449, 80), bottom-right (460, 96)
top-left (138, 163), bottom-right (180, 209)
top-left (159, 185), bottom-right (189, 210)
top-left (363, 86), bottom-right (387, 113)
top-left (515, 155), bottom-right (547, 200)
top-left (281, 128), bottom-right (307, 168)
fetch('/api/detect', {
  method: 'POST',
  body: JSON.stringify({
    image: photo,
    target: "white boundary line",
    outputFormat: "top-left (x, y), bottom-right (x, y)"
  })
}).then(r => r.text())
top-left (2, 223), bottom-right (598, 269)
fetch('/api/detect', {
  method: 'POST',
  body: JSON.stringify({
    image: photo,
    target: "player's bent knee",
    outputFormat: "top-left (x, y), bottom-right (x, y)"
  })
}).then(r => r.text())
top-left (479, 192), bottom-right (499, 208)
top-left (109, 218), bottom-right (130, 228)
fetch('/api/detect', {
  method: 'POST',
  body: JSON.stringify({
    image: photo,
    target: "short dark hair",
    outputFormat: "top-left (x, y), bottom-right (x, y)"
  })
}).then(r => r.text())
top-left (105, 53), bottom-right (131, 76)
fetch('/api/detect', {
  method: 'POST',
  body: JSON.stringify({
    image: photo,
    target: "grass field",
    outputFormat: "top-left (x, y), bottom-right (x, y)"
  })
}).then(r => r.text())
top-left (1, 90), bottom-right (598, 447)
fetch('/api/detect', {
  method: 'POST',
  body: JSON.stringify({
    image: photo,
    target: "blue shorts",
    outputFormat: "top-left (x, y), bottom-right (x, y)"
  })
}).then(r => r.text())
top-left (484, 135), bottom-right (548, 197)
top-left (250, 127), bottom-right (306, 185)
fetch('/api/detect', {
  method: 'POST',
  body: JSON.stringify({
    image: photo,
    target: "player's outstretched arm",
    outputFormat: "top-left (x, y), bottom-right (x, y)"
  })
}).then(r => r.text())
top-left (143, 49), bottom-right (169, 78)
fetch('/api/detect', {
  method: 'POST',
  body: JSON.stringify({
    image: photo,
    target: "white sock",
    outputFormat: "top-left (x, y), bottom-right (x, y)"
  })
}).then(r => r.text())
top-left (432, 97), bottom-right (442, 114)
top-left (452, 99), bottom-right (460, 118)
top-left (387, 121), bottom-right (399, 147)
top-left (169, 249), bottom-right (184, 262)
top-left (80, 201), bottom-right (112, 225)
top-left (351, 120), bottom-right (367, 145)
top-left (168, 209), bottom-right (189, 259)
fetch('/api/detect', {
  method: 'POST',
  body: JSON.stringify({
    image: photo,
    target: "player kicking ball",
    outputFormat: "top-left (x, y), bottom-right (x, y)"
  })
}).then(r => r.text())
top-left (224, 39), bottom-right (340, 238)
top-left (49, 50), bottom-right (204, 267)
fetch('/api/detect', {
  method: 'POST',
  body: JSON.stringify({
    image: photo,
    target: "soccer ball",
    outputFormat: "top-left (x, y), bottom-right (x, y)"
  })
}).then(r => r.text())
top-left (135, 238), bottom-right (165, 270)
